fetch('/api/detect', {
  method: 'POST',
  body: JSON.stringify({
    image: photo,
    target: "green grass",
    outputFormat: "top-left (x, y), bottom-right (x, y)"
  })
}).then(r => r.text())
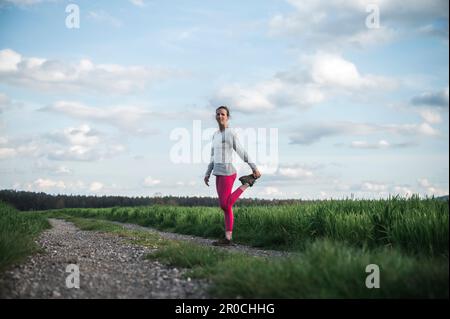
top-left (207, 241), bottom-right (448, 299)
top-left (0, 201), bottom-right (50, 271)
top-left (37, 195), bottom-right (449, 257)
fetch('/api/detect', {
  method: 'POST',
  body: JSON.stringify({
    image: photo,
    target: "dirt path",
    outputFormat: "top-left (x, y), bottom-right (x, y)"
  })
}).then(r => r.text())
top-left (112, 221), bottom-right (296, 259)
top-left (0, 219), bottom-right (210, 299)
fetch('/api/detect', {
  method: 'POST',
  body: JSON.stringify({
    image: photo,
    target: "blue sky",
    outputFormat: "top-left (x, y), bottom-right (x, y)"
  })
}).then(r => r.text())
top-left (0, 0), bottom-right (448, 199)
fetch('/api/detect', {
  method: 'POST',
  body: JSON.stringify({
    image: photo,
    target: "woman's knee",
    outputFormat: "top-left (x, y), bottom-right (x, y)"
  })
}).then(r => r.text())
top-left (219, 201), bottom-right (229, 211)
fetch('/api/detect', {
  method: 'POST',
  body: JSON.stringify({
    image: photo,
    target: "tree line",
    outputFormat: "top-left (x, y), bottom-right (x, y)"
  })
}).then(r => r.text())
top-left (0, 189), bottom-right (312, 211)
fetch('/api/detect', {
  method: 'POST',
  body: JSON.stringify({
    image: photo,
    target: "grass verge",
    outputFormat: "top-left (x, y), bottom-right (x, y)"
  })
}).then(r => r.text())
top-left (0, 201), bottom-right (50, 271)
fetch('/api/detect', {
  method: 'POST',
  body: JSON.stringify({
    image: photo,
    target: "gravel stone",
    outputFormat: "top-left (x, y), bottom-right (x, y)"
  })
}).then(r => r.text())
top-left (0, 219), bottom-right (211, 299)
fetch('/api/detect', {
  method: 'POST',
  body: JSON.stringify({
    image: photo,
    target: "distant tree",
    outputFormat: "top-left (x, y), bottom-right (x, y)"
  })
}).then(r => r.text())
top-left (0, 189), bottom-right (310, 211)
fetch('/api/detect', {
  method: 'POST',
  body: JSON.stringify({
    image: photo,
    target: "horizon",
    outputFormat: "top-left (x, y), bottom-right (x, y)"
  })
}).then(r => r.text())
top-left (0, 188), bottom-right (448, 202)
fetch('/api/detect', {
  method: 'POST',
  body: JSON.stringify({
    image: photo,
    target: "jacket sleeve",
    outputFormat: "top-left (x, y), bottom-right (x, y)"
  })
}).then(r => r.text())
top-left (232, 131), bottom-right (257, 171)
top-left (205, 136), bottom-right (214, 177)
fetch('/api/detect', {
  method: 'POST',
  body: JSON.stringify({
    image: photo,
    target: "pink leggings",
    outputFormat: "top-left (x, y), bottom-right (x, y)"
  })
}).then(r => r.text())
top-left (216, 173), bottom-right (244, 232)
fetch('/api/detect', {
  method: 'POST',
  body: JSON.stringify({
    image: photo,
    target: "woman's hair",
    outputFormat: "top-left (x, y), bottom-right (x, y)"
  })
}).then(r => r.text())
top-left (216, 105), bottom-right (230, 117)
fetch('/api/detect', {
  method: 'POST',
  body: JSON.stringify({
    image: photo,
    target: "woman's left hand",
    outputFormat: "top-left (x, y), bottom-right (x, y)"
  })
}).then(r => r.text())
top-left (253, 169), bottom-right (261, 179)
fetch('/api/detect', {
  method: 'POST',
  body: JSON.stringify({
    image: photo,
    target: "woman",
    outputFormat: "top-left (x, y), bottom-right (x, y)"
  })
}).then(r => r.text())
top-left (204, 105), bottom-right (261, 246)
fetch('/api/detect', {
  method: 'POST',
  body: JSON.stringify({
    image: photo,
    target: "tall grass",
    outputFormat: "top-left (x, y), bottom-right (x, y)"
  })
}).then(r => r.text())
top-left (208, 240), bottom-right (448, 298)
top-left (43, 195), bottom-right (448, 256)
top-left (0, 201), bottom-right (50, 271)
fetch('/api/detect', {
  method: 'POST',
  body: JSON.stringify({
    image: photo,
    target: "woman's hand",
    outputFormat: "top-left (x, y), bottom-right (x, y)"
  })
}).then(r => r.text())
top-left (252, 169), bottom-right (261, 179)
top-left (204, 175), bottom-right (210, 186)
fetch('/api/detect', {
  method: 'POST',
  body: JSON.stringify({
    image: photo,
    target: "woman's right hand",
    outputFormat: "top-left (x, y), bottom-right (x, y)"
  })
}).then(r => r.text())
top-left (204, 175), bottom-right (210, 186)
top-left (252, 169), bottom-right (261, 179)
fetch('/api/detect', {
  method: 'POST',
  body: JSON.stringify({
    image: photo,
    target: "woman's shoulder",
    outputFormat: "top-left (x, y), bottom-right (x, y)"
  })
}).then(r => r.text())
top-left (226, 127), bottom-right (239, 136)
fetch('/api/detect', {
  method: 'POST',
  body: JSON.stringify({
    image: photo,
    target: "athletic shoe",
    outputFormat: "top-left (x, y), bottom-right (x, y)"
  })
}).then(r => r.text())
top-left (212, 238), bottom-right (233, 246)
top-left (239, 174), bottom-right (257, 187)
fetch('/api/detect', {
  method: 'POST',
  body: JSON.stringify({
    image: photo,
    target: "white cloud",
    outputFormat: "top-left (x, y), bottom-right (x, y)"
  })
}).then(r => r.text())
top-left (55, 165), bottom-right (72, 175)
top-left (312, 179), bottom-right (411, 199)
top-left (417, 178), bottom-right (448, 196)
top-left (345, 180), bottom-right (403, 198)
top-left (33, 178), bottom-right (66, 189)
top-left (268, 0), bottom-right (448, 49)
top-left (32, 161), bottom-right (73, 175)
top-left (0, 92), bottom-right (24, 113)
top-left (12, 178), bottom-right (128, 195)
top-left (44, 124), bottom-right (126, 161)
top-left (0, 49), bottom-right (184, 94)
top-left (0, 49), bottom-right (21, 72)
top-left (345, 140), bottom-right (415, 149)
top-left (40, 101), bottom-right (169, 136)
top-left (319, 191), bottom-right (328, 198)
top-left (392, 186), bottom-right (414, 197)
top-left (12, 178), bottom-right (123, 195)
top-left (89, 181), bottom-right (104, 192)
top-left (174, 180), bottom-right (198, 187)
top-left (51, 124), bottom-right (100, 147)
top-left (360, 181), bottom-right (388, 192)
top-left (289, 121), bottom-right (441, 145)
top-left (0, 147), bottom-right (17, 159)
top-left (211, 80), bottom-right (281, 112)
top-left (1, 124), bottom-right (126, 161)
top-left (211, 52), bottom-right (396, 112)
top-left (336, 178), bottom-right (448, 199)
top-left (129, 0), bottom-right (145, 7)
top-left (262, 163), bottom-right (322, 184)
top-left (307, 52), bottom-right (394, 90)
top-left (418, 109), bottom-right (443, 124)
top-left (278, 166), bottom-right (314, 178)
top-left (351, 140), bottom-right (389, 149)
top-left (418, 178), bottom-right (431, 188)
top-left (143, 176), bottom-right (161, 187)
top-left (259, 186), bottom-right (282, 196)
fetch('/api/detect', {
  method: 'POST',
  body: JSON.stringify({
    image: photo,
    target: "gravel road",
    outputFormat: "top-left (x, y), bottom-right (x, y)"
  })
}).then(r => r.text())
top-left (112, 221), bottom-right (295, 259)
top-left (0, 219), bottom-right (211, 299)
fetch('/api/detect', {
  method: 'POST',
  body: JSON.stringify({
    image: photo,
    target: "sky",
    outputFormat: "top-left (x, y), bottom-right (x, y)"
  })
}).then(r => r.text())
top-left (0, 0), bottom-right (448, 200)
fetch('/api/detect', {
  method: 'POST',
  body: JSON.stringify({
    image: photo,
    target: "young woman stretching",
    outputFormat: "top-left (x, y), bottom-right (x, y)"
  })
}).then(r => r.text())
top-left (204, 106), bottom-right (261, 246)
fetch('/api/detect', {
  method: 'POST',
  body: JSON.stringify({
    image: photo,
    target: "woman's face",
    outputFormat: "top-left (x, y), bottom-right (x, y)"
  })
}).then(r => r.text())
top-left (216, 108), bottom-right (228, 126)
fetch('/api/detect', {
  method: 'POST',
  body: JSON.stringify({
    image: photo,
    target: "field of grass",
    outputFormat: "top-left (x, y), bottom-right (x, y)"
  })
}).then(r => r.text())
top-left (2, 195), bottom-right (448, 298)
top-left (41, 195), bottom-right (448, 257)
top-left (0, 201), bottom-right (50, 271)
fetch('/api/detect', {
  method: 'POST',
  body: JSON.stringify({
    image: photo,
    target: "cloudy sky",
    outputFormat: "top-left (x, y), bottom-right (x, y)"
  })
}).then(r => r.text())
top-left (0, 0), bottom-right (448, 200)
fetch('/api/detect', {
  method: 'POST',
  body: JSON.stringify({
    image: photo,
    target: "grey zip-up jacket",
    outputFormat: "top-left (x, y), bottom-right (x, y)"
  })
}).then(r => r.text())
top-left (205, 127), bottom-right (257, 177)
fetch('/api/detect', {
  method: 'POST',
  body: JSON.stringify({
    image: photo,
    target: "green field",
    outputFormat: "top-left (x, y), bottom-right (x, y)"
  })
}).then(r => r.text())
top-left (1, 195), bottom-right (448, 298)
top-left (40, 195), bottom-right (448, 256)
top-left (0, 201), bottom-right (50, 271)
